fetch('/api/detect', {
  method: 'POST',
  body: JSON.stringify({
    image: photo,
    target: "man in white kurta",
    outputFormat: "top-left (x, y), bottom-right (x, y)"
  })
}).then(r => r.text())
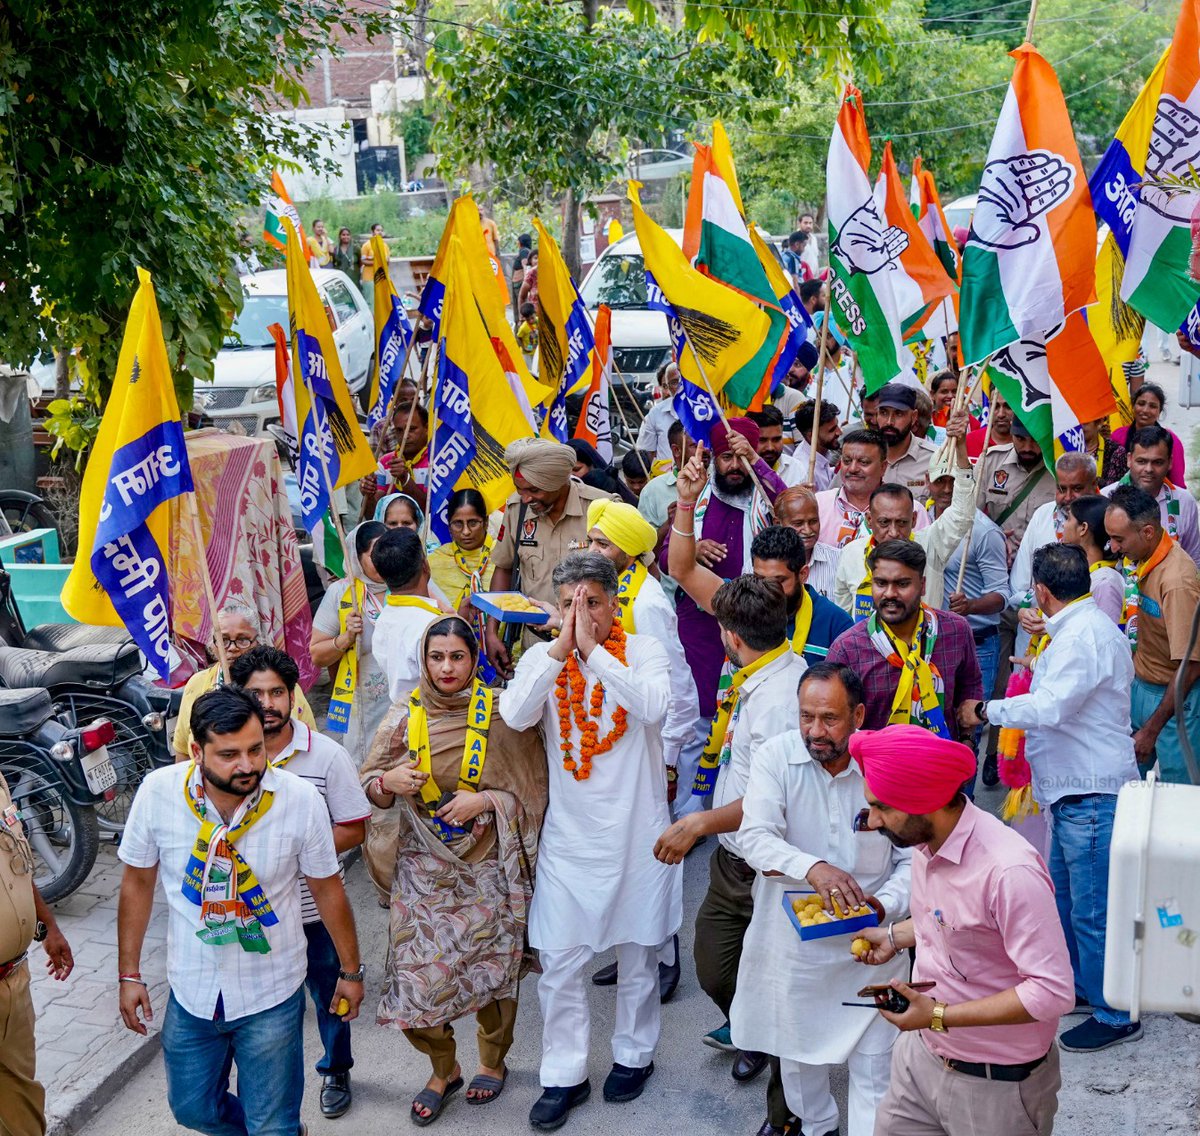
top-left (499, 553), bottom-right (681, 1126)
top-left (731, 663), bottom-right (912, 1136)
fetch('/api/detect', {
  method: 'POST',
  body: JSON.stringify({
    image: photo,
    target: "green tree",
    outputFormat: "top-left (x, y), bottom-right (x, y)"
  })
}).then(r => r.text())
top-left (425, 0), bottom-right (896, 275)
top-left (0, 0), bottom-right (383, 409)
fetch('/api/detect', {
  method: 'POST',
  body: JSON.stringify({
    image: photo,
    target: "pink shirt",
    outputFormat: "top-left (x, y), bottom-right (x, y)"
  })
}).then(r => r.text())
top-left (815, 488), bottom-right (931, 548)
top-left (911, 802), bottom-right (1074, 1064)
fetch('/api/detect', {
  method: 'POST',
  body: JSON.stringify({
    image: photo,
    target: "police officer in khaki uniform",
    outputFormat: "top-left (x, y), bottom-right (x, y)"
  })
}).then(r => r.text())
top-left (0, 770), bottom-right (74, 1136)
top-left (484, 438), bottom-right (616, 678)
top-left (876, 383), bottom-right (939, 495)
top-left (979, 418), bottom-right (1055, 568)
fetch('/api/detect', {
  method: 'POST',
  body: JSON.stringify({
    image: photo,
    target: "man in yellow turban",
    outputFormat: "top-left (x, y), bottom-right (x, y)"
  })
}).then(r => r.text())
top-left (585, 498), bottom-right (701, 1002)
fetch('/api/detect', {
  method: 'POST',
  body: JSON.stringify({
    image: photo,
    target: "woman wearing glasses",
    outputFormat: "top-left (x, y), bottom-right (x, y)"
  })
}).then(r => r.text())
top-left (428, 490), bottom-right (497, 617)
top-left (170, 600), bottom-right (317, 761)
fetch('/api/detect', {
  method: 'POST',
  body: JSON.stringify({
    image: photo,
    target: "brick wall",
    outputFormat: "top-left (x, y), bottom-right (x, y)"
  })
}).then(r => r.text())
top-left (298, 0), bottom-right (396, 109)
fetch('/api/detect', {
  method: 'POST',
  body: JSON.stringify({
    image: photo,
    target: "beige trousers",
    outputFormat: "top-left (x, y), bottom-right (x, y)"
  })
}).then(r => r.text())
top-left (404, 996), bottom-right (518, 1081)
top-left (874, 1030), bottom-right (1061, 1136)
top-left (0, 961), bottom-right (45, 1136)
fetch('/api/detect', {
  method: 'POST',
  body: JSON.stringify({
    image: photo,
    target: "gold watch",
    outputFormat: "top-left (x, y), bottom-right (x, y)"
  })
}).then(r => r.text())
top-left (930, 1001), bottom-right (949, 1033)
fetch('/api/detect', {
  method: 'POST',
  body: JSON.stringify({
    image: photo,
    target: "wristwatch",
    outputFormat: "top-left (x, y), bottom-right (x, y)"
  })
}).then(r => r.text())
top-left (33, 920), bottom-right (48, 943)
top-left (930, 1000), bottom-right (949, 1033)
top-left (338, 964), bottom-right (366, 983)
top-left (975, 701), bottom-right (989, 724)
top-left (665, 766), bottom-right (679, 784)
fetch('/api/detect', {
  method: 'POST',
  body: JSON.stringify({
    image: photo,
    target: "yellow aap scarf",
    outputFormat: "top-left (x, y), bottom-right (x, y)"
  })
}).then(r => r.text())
top-left (692, 641), bottom-right (789, 797)
top-left (790, 587), bottom-right (813, 658)
top-left (867, 606), bottom-right (951, 740)
top-left (854, 537), bottom-right (877, 622)
top-left (181, 763), bottom-right (278, 953)
top-left (406, 680), bottom-right (493, 843)
top-left (387, 594), bottom-right (443, 615)
top-left (327, 580), bottom-right (381, 734)
top-left (616, 561), bottom-right (650, 634)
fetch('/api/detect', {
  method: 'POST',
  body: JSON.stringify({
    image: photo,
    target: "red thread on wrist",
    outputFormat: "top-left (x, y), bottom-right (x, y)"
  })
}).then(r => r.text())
top-left (676, 502), bottom-right (696, 511)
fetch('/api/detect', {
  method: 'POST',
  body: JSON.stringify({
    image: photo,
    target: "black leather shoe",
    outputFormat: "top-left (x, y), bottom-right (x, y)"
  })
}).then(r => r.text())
top-left (659, 935), bottom-right (681, 1003)
top-left (591, 960), bottom-right (619, 986)
top-left (732, 1050), bottom-right (769, 1083)
top-left (320, 1072), bottom-right (352, 1118)
top-left (981, 752), bottom-right (1000, 788)
top-left (754, 1124), bottom-right (788, 1136)
top-left (530, 1081), bottom-right (591, 1131)
top-left (603, 1062), bottom-right (655, 1102)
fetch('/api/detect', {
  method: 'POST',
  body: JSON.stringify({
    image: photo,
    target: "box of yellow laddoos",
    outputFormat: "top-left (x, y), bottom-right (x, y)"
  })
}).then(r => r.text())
top-left (782, 891), bottom-right (879, 950)
top-left (471, 591), bottom-right (550, 625)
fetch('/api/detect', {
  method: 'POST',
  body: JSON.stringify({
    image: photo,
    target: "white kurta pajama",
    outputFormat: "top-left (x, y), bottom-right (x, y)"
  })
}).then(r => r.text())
top-left (499, 634), bottom-right (682, 1087)
top-left (730, 731), bottom-right (912, 1136)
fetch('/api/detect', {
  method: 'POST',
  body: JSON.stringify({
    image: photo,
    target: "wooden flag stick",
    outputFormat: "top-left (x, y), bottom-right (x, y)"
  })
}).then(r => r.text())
top-left (808, 316), bottom-right (833, 484)
top-left (1026, 0), bottom-right (1041, 43)
top-left (184, 492), bottom-right (231, 678)
top-left (953, 408), bottom-right (996, 595)
top-left (608, 358), bottom-right (649, 427)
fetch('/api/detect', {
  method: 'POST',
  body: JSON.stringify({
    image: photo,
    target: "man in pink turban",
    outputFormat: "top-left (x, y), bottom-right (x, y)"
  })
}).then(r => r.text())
top-left (849, 725), bottom-right (1074, 1136)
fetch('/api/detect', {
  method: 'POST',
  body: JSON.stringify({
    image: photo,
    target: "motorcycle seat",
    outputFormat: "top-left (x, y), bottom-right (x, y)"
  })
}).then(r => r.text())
top-left (0, 688), bottom-right (54, 735)
top-left (0, 643), bottom-right (142, 690)
top-left (20, 623), bottom-right (133, 653)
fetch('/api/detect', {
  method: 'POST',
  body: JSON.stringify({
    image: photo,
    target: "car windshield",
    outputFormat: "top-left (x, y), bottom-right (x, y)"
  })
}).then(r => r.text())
top-left (578, 252), bottom-right (648, 310)
top-left (224, 294), bottom-right (288, 349)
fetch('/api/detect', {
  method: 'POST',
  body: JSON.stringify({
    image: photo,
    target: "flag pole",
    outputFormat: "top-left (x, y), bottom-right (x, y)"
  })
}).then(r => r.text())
top-left (184, 492), bottom-right (231, 678)
top-left (680, 338), bottom-right (774, 510)
top-left (1025, 0), bottom-right (1041, 43)
top-left (807, 316), bottom-right (832, 484)
top-left (953, 407), bottom-right (996, 594)
top-left (841, 352), bottom-right (861, 426)
top-left (385, 337), bottom-right (436, 506)
top-left (373, 325), bottom-right (420, 458)
top-left (608, 358), bottom-right (648, 427)
top-left (606, 383), bottom-right (652, 481)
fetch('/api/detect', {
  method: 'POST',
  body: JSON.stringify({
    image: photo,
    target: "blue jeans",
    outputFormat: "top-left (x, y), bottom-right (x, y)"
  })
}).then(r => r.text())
top-left (1131, 676), bottom-right (1200, 785)
top-left (304, 920), bottom-right (353, 1074)
top-left (972, 629), bottom-right (1001, 754)
top-left (162, 986), bottom-right (305, 1136)
top-left (1049, 794), bottom-right (1129, 1027)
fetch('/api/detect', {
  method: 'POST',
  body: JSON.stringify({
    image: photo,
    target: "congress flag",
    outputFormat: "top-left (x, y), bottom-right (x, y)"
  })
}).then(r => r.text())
top-left (959, 45), bottom-right (1096, 367)
top-left (630, 182), bottom-right (774, 409)
top-left (429, 235), bottom-right (539, 539)
top-left (262, 171), bottom-right (309, 255)
top-left (875, 142), bottom-right (957, 336)
top-left (1121, 1), bottom-right (1200, 330)
top-left (62, 269), bottom-right (194, 679)
top-left (986, 310), bottom-right (1116, 471)
top-left (365, 233), bottom-right (415, 432)
top-left (911, 158), bottom-right (961, 282)
top-left (284, 218), bottom-right (376, 533)
top-left (574, 304), bottom-right (614, 462)
top-left (826, 86), bottom-right (910, 393)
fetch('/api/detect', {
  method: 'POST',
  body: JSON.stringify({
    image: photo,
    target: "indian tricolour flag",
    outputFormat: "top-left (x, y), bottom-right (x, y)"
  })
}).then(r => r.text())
top-left (959, 45), bottom-right (1096, 368)
top-left (907, 159), bottom-right (961, 341)
top-left (1121, 0), bottom-right (1200, 332)
top-left (826, 85), bottom-right (909, 394)
top-left (873, 142), bottom-right (956, 338)
top-left (263, 171), bottom-right (309, 255)
top-left (683, 121), bottom-right (786, 410)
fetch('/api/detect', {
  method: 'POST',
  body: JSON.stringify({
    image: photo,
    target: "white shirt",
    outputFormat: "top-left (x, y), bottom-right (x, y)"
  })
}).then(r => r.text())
top-left (986, 597), bottom-right (1139, 808)
top-left (371, 596), bottom-right (443, 704)
top-left (806, 542), bottom-right (840, 600)
top-left (1008, 499), bottom-right (1064, 609)
top-left (118, 763), bottom-right (340, 1021)
top-left (628, 573), bottom-right (699, 764)
top-left (730, 730), bottom-right (911, 1064)
top-left (790, 440), bottom-right (835, 492)
top-left (635, 398), bottom-right (679, 462)
top-left (499, 635), bottom-right (682, 952)
top-left (1101, 479), bottom-right (1200, 566)
top-left (714, 652), bottom-right (806, 857)
top-left (832, 467), bottom-right (976, 615)
top-left (271, 721), bottom-right (371, 923)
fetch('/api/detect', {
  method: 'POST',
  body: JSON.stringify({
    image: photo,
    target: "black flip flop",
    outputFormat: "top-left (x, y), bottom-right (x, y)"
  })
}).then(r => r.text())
top-left (410, 1076), bottom-right (463, 1126)
top-left (466, 1068), bottom-right (508, 1105)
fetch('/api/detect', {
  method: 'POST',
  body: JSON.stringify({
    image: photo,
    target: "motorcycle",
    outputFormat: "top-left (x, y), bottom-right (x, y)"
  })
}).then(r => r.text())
top-left (0, 687), bottom-right (117, 901)
top-left (0, 567), bottom-right (180, 836)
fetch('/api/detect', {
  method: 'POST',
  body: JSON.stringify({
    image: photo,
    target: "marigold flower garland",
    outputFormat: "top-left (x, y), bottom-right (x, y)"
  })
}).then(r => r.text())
top-left (554, 624), bottom-right (629, 781)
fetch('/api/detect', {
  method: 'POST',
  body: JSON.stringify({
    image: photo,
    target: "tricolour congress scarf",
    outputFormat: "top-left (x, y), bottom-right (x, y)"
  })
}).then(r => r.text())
top-left (692, 641), bottom-right (789, 797)
top-left (1121, 530), bottom-right (1173, 651)
top-left (867, 606), bottom-right (951, 739)
top-left (181, 763), bottom-right (278, 954)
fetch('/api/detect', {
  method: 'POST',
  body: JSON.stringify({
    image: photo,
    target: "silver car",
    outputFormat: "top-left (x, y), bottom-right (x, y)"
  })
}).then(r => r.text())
top-left (197, 268), bottom-right (375, 435)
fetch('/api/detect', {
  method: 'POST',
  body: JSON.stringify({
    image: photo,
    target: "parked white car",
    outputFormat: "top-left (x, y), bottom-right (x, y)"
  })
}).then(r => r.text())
top-left (197, 269), bottom-right (374, 435)
top-left (578, 230), bottom-right (681, 393)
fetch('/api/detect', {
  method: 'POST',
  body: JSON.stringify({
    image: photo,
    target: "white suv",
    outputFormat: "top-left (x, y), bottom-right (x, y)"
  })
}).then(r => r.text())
top-left (197, 269), bottom-right (374, 434)
top-left (577, 230), bottom-right (680, 393)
